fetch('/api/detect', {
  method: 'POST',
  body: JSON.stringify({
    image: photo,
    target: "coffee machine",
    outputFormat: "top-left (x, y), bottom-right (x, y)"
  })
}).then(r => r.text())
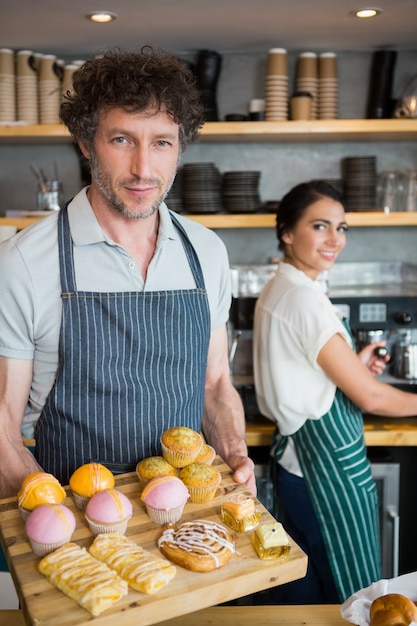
top-left (328, 261), bottom-right (417, 390)
top-left (228, 261), bottom-right (417, 415)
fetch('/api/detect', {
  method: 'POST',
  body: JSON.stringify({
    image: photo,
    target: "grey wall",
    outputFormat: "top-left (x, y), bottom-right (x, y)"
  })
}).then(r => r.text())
top-left (1, 48), bottom-right (416, 264)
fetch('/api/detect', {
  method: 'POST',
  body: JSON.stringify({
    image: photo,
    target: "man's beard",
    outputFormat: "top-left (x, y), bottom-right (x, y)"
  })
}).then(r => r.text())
top-left (89, 151), bottom-right (176, 220)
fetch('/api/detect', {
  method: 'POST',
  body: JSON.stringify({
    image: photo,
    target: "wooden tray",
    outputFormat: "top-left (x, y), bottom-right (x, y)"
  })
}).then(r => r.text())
top-left (0, 458), bottom-right (307, 626)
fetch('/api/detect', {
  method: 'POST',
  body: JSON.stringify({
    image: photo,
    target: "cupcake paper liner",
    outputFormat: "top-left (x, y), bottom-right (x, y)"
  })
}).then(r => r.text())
top-left (145, 503), bottom-right (186, 525)
top-left (29, 538), bottom-right (70, 557)
top-left (85, 517), bottom-right (129, 536)
top-left (187, 484), bottom-right (219, 504)
top-left (160, 442), bottom-right (200, 468)
top-left (71, 492), bottom-right (90, 511)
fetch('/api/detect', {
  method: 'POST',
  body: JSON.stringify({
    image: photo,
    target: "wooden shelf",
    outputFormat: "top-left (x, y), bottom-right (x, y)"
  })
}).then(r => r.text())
top-left (186, 212), bottom-right (417, 228)
top-left (198, 119), bottom-right (417, 143)
top-left (2, 211), bottom-right (417, 231)
top-left (1, 119), bottom-right (416, 144)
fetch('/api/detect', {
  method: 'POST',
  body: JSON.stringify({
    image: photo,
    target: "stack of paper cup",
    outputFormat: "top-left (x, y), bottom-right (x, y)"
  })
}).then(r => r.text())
top-left (295, 52), bottom-right (318, 119)
top-left (16, 50), bottom-right (39, 124)
top-left (318, 53), bottom-right (338, 119)
top-left (0, 48), bottom-right (16, 122)
top-left (264, 48), bottom-right (288, 121)
top-left (38, 54), bottom-right (61, 124)
top-left (61, 64), bottom-right (78, 101)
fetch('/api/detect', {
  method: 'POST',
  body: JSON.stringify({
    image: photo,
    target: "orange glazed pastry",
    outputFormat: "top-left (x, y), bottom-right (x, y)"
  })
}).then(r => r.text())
top-left (160, 426), bottom-right (203, 468)
top-left (17, 472), bottom-right (66, 520)
top-left (69, 462), bottom-right (115, 510)
top-left (179, 462), bottom-right (221, 503)
top-left (220, 493), bottom-right (261, 532)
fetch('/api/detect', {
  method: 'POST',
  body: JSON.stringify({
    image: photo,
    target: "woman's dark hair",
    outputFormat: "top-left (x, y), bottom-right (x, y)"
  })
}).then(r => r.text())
top-left (276, 180), bottom-right (346, 251)
top-left (60, 46), bottom-right (205, 153)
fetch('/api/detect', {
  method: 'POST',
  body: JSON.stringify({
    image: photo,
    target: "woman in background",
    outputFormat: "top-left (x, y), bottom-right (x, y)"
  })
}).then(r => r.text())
top-left (253, 180), bottom-right (417, 604)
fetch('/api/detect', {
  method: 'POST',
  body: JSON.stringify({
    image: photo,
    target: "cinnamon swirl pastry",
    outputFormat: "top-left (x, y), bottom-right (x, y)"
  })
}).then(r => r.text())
top-left (158, 519), bottom-right (235, 572)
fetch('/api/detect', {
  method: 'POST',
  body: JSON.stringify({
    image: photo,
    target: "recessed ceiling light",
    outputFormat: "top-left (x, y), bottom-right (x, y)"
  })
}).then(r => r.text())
top-left (353, 7), bottom-right (383, 18)
top-left (87, 11), bottom-right (118, 23)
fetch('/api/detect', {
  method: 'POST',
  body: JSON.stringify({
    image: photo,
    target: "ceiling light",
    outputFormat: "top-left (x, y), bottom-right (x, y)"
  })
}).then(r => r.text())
top-left (353, 7), bottom-right (383, 18)
top-left (87, 11), bottom-right (118, 23)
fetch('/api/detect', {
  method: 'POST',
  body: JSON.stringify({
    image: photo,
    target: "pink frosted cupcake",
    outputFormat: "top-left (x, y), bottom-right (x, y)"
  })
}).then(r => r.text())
top-left (25, 503), bottom-right (76, 556)
top-left (141, 475), bottom-right (189, 525)
top-left (85, 489), bottom-right (133, 536)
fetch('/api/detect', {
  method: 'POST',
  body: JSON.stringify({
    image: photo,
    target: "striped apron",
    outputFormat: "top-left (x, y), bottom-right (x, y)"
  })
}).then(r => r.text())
top-left (272, 332), bottom-right (381, 601)
top-left (35, 203), bottom-right (211, 484)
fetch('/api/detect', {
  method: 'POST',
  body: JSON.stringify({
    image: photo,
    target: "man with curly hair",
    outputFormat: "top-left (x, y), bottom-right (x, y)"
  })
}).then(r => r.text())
top-left (0, 47), bottom-right (255, 496)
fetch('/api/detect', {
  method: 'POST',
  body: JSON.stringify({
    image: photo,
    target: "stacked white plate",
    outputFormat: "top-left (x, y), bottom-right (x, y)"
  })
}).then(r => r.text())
top-left (0, 48), bottom-right (15, 122)
top-left (318, 53), bottom-right (338, 119)
top-left (264, 48), bottom-right (288, 121)
top-left (295, 52), bottom-right (318, 119)
top-left (16, 50), bottom-right (38, 124)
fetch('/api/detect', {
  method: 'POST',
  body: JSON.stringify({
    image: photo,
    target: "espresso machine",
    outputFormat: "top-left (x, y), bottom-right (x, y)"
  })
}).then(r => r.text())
top-left (328, 261), bottom-right (417, 390)
top-left (228, 261), bottom-right (417, 416)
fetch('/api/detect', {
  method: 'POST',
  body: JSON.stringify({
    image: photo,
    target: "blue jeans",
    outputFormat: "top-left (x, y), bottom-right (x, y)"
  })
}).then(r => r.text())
top-left (255, 464), bottom-right (339, 605)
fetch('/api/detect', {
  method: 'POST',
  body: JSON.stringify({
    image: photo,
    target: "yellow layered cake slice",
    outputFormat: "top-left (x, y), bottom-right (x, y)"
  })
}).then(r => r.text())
top-left (38, 542), bottom-right (128, 616)
top-left (89, 532), bottom-right (177, 594)
top-left (252, 521), bottom-right (291, 560)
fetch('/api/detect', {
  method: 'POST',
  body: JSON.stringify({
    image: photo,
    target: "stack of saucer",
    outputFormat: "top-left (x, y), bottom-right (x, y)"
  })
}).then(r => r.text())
top-left (38, 54), bottom-right (61, 124)
top-left (295, 52), bottom-right (318, 119)
top-left (181, 162), bottom-right (223, 213)
top-left (165, 169), bottom-right (184, 213)
top-left (222, 171), bottom-right (262, 213)
top-left (0, 48), bottom-right (16, 122)
top-left (342, 156), bottom-right (377, 211)
top-left (264, 48), bottom-right (288, 121)
top-left (318, 53), bottom-right (338, 119)
top-left (16, 50), bottom-right (39, 124)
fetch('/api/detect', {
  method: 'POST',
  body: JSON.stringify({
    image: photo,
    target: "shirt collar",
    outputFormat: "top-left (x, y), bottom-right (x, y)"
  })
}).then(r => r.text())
top-left (67, 187), bottom-right (178, 247)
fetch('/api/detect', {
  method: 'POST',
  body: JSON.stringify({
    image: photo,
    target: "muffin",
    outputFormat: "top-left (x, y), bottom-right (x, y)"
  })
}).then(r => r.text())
top-left (69, 462), bottom-right (115, 510)
top-left (85, 488), bottom-right (133, 536)
top-left (17, 472), bottom-right (66, 521)
top-left (221, 494), bottom-right (261, 532)
top-left (252, 521), bottom-right (291, 560)
top-left (160, 426), bottom-right (203, 468)
top-left (194, 443), bottom-right (216, 465)
top-left (25, 503), bottom-right (76, 556)
top-left (136, 456), bottom-right (178, 493)
top-left (179, 463), bottom-right (221, 503)
top-left (141, 475), bottom-right (189, 525)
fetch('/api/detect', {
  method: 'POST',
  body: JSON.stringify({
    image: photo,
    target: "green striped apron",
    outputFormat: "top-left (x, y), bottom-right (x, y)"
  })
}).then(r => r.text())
top-left (272, 386), bottom-right (381, 601)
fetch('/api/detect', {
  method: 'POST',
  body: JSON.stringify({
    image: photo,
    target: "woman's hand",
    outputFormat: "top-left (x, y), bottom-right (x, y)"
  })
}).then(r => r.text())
top-left (358, 340), bottom-right (391, 377)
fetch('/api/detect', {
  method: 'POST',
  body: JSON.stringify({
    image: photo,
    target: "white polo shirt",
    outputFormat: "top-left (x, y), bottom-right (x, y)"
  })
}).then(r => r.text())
top-left (0, 188), bottom-right (231, 438)
top-left (253, 261), bottom-right (352, 436)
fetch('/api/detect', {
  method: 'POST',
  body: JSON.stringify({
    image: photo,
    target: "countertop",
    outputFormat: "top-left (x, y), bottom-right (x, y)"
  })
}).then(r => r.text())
top-left (245, 415), bottom-right (417, 447)
top-left (1, 605), bottom-right (349, 626)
